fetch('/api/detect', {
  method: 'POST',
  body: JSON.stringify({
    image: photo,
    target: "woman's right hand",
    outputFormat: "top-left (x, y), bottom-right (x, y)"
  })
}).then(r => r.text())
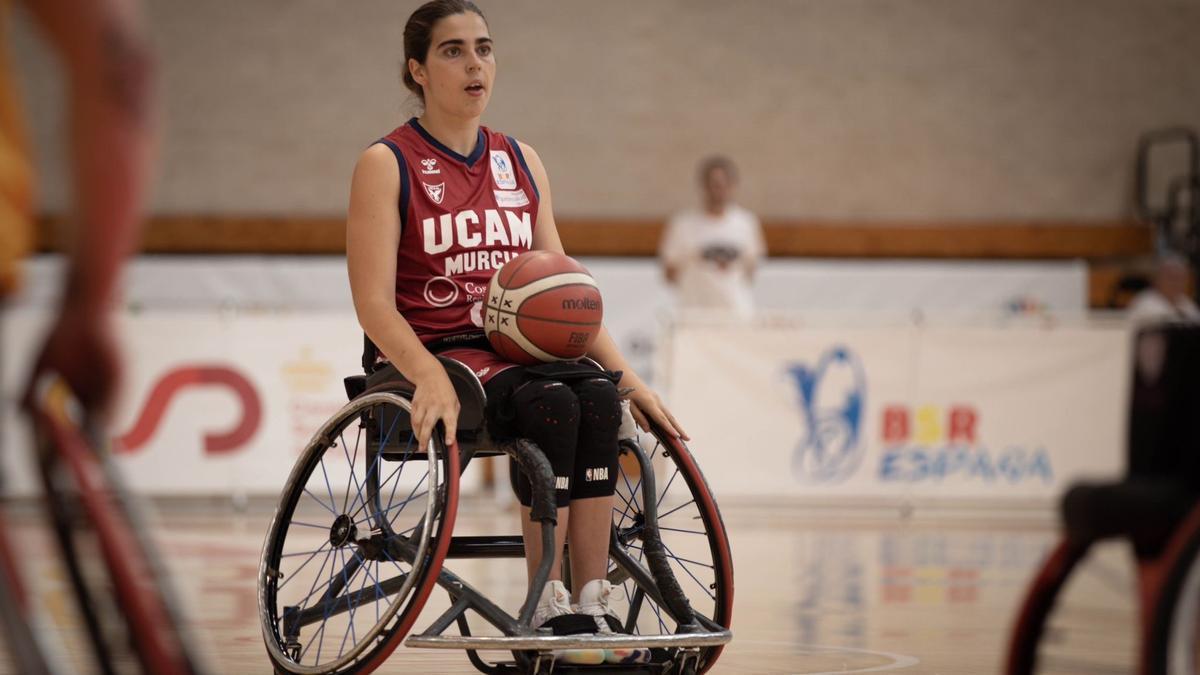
top-left (408, 358), bottom-right (460, 451)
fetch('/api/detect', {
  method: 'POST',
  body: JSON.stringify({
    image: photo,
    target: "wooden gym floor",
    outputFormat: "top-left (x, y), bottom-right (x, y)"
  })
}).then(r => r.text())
top-left (0, 499), bottom-right (1140, 674)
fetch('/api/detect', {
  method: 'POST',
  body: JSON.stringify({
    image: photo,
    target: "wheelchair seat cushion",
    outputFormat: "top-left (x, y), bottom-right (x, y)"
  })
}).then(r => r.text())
top-left (363, 357), bottom-right (487, 432)
top-left (1062, 478), bottom-right (1199, 557)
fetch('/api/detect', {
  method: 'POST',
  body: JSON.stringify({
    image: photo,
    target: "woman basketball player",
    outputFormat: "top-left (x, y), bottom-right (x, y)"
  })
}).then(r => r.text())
top-left (345, 0), bottom-right (687, 665)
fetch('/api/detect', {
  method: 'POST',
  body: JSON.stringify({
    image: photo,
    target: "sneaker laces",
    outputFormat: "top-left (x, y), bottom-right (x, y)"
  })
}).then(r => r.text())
top-left (576, 580), bottom-right (625, 634)
top-left (532, 580), bottom-right (574, 628)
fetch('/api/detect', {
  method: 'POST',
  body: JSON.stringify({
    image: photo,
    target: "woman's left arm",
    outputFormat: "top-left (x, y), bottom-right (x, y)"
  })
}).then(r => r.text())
top-left (520, 141), bottom-right (688, 440)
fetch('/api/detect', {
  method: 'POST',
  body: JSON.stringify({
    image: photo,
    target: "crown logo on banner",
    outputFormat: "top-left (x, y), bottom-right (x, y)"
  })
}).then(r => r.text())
top-left (281, 347), bottom-right (334, 394)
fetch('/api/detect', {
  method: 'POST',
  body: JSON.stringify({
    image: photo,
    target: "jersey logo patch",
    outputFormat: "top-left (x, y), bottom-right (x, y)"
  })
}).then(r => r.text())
top-left (494, 189), bottom-right (530, 208)
top-left (420, 158), bottom-right (441, 175)
top-left (490, 150), bottom-right (517, 190)
top-left (423, 276), bottom-right (459, 307)
top-left (423, 182), bottom-right (445, 204)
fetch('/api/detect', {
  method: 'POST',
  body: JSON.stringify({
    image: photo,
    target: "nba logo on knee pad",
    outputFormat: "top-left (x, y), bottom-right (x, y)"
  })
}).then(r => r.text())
top-left (555, 476), bottom-right (570, 490)
top-left (585, 467), bottom-right (609, 482)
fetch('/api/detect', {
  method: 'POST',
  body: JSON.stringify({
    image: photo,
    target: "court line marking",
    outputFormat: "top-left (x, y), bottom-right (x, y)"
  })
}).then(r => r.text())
top-left (739, 640), bottom-right (920, 674)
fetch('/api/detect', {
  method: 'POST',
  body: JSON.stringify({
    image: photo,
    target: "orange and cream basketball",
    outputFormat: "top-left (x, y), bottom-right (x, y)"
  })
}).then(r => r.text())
top-left (484, 250), bottom-right (603, 365)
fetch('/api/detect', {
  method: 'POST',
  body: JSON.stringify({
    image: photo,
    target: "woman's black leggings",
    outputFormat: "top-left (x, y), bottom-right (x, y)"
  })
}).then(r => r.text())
top-left (483, 366), bottom-right (622, 507)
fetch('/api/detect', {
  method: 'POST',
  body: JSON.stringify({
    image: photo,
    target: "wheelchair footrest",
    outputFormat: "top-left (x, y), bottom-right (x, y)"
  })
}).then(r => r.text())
top-left (405, 630), bottom-right (731, 651)
top-left (485, 663), bottom-right (659, 675)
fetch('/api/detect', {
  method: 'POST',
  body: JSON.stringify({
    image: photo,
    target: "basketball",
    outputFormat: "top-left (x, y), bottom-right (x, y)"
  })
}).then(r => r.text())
top-left (484, 250), bottom-right (603, 365)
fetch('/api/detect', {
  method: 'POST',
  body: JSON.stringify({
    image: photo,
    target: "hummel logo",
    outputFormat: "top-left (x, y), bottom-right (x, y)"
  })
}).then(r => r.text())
top-left (420, 158), bottom-right (441, 175)
top-left (585, 467), bottom-right (609, 482)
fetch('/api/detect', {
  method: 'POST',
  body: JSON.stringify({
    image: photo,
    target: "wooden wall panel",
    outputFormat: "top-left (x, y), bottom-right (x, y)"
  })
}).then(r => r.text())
top-left (36, 216), bottom-right (1153, 260)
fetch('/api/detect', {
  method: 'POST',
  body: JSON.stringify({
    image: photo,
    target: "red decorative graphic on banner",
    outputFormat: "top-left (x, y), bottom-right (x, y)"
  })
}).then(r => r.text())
top-left (118, 366), bottom-right (261, 455)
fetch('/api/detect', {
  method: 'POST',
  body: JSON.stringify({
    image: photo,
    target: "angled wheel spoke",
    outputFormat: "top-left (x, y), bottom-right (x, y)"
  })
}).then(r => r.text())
top-left (341, 430), bottom-right (360, 514)
top-left (348, 450), bottom-right (384, 524)
top-left (293, 546), bottom-right (337, 613)
top-left (660, 542), bottom-right (716, 601)
top-left (362, 460), bottom-right (407, 527)
top-left (319, 458), bottom-right (338, 513)
top-left (300, 617), bottom-right (328, 663)
top-left (657, 499), bottom-right (696, 521)
top-left (656, 468), bottom-right (682, 511)
top-left (613, 484), bottom-right (639, 519)
top-left (278, 541), bottom-right (332, 592)
top-left (385, 469), bottom-right (431, 530)
top-left (305, 484), bottom-right (338, 517)
top-left (289, 520), bottom-right (333, 530)
top-left (335, 547), bottom-right (362, 658)
top-left (293, 548), bottom-right (350, 614)
top-left (358, 488), bottom-right (428, 528)
top-left (657, 542), bottom-right (714, 571)
top-left (657, 525), bottom-right (706, 536)
top-left (281, 546), bottom-right (331, 559)
top-left (619, 467), bottom-right (642, 508)
top-left (381, 434), bottom-right (418, 512)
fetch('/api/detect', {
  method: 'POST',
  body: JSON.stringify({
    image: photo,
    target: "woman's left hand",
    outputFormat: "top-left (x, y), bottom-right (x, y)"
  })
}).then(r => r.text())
top-left (622, 375), bottom-right (689, 441)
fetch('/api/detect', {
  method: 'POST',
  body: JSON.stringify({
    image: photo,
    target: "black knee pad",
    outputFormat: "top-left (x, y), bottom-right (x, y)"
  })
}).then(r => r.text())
top-left (506, 379), bottom-right (579, 508)
top-left (569, 378), bottom-right (620, 500)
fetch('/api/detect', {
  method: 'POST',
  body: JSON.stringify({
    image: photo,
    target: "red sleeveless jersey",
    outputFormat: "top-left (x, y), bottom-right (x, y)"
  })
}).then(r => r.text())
top-left (377, 119), bottom-right (540, 346)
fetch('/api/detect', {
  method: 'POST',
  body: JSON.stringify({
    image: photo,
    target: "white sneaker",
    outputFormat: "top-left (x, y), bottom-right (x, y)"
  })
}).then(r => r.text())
top-left (576, 579), bottom-right (652, 664)
top-left (531, 580), bottom-right (605, 665)
top-left (531, 579), bottom-right (574, 629)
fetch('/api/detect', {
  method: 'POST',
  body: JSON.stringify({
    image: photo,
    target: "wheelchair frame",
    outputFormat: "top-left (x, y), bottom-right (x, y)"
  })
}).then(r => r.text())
top-left (258, 356), bottom-right (733, 675)
top-left (1007, 325), bottom-right (1200, 675)
top-left (1006, 498), bottom-right (1200, 675)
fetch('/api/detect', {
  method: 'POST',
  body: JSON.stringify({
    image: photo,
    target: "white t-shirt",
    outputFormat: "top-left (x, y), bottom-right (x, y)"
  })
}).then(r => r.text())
top-left (658, 204), bottom-right (765, 316)
top-left (1127, 289), bottom-right (1200, 325)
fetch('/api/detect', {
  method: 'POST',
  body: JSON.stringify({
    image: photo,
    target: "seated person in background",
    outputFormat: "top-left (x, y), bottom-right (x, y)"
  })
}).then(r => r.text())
top-left (658, 156), bottom-right (765, 318)
top-left (1127, 253), bottom-right (1200, 324)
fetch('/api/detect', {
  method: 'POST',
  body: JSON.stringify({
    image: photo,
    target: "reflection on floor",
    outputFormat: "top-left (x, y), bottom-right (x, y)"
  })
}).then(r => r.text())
top-left (0, 500), bottom-right (1141, 674)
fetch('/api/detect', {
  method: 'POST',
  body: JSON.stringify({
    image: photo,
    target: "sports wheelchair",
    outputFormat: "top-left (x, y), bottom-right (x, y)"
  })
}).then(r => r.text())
top-left (1007, 325), bottom-right (1200, 675)
top-left (257, 342), bottom-right (733, 675)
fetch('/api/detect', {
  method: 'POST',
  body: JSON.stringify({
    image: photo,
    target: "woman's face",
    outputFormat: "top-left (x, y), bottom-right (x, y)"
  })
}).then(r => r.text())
top-left (409, 12), bottom-right (495, 119)
top-left (703, 166), bottom-right (735, 207)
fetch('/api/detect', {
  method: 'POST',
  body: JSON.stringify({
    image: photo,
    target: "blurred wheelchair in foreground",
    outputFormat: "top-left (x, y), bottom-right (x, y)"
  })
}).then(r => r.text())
top-left (1008, 325), bottom-right (1200, 675)
top-left (0, 376), bottom-right (204, 674)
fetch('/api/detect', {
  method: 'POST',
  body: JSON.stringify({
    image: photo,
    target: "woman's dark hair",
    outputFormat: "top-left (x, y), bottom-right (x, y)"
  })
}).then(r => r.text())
top-left (403, 0), bottom-right (488, 101)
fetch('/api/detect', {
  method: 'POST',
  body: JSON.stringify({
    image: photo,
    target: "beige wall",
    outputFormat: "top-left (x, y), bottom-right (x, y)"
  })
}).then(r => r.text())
top-left (9, 0), bottom-right (1200, 220)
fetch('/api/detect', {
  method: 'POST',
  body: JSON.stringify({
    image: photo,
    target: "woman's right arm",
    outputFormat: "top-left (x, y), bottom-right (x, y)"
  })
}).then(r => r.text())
top-left (346, 144), bottom-right (460, 449)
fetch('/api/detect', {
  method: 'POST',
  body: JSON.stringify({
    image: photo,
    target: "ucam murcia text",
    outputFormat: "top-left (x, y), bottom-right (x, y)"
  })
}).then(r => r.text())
top-left (421, 208), bottom-right (533, 276)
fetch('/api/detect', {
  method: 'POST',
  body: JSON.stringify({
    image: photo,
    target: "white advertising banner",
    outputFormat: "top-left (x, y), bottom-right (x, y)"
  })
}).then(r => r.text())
top-left (664, 319), bottom-right (1132, 503)
top-left (2, 255), bottom-right (1093, 502)
top-left (3, 310), bottom-right (385, 496)
top-left (4, 309), bottom-right (1131, 503)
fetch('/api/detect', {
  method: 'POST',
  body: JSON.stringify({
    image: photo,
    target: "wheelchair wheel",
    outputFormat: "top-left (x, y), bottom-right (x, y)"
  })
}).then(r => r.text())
top-left (258, 391), bottom-right (459, 675)
top-left (1148, 507), bottom-right (1200, 675)
top-left (1004, 539), bottom-right (1097, 675)
top-left (607, 422), bottom-right (733, 674)
top-left (32, 376), bottom-right (204, 675)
